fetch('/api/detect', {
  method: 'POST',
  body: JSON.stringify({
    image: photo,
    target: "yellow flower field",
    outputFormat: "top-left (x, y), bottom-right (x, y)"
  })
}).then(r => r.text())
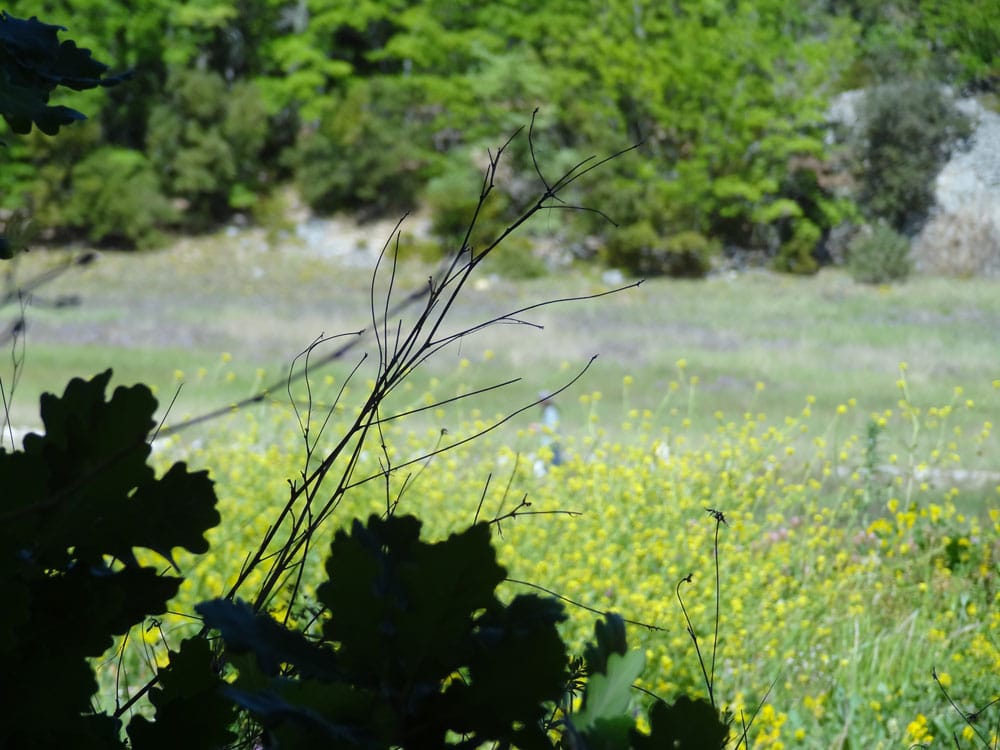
top-left (102, 369), bottom-right (999, 749)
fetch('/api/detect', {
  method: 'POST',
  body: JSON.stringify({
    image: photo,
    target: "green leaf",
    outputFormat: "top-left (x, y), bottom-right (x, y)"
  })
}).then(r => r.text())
top-left (585, 716), bottom-right (635, 750)
top-left (17, 371), bottom-right (219, 570)
top-left (448, 593), bottom-right (568, 738)
top-left (0, 74), bottom-right (85, 134)
top-left (1, 370), bottom-right (220, 748)
top-left (221, 685), bottom-right (372, 749)
top-left (0, 13), bottom-right (110, 88)
top-left (583, 612), bottom-right (629, 676)
top-left (0, 12), bottom-right (129, 135)
top-left (573, 649), bottom-right (645, 731)
top-left (125, 462), bottom-right (219, 569)
top-left (197, 599), bottom-right (341, 679)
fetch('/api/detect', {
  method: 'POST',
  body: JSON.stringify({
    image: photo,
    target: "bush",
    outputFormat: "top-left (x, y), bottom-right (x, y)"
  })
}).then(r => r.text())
top-left (853, 80), bottom-right (972, 234)
top-left (483, 235), bottom-right (549, 279)
top-left (64, 147), bottom-right (174, 248)
top-left (423, 155), bottom-right (512, 249)
top-left (146, 69), bottom-right (269, 229)
top-left (847, 222), bottom-right (912, 283)
top-left (603, 223), bottom-right (716, 278)
top-left (289, 79), bottom-right (436, 217)
top-left (17, 120), bottom-right (102, 237)
top-left (772, 219), bottom-right (822, 275)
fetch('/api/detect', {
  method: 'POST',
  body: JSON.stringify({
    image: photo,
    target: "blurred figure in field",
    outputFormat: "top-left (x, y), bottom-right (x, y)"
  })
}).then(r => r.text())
top-left (533, 391), bottom-right (562, 476)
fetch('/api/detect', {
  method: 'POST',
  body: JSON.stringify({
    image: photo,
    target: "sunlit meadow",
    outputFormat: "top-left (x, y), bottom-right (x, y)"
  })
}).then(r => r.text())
top-left (96, 357), bottom-right (1000, 750)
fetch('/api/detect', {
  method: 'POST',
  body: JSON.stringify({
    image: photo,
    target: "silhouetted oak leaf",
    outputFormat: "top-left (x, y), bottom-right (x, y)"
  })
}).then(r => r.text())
top-left (632, 695), bottom-right (729, 750)
top-left (447, 594), bottom-right (567, 740)
top-left (127, 637), bottom-right (237, 750)
top-left (318, 515), bottom-right (505, 687)
top-left (197, 599), bottom-right (340, 679)
top-left (0, 12), bottom-right (129, 135)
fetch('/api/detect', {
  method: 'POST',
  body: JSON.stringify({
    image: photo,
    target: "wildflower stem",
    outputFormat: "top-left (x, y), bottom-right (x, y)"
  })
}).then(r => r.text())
top-left (677, 573), bottom-right (714, 708)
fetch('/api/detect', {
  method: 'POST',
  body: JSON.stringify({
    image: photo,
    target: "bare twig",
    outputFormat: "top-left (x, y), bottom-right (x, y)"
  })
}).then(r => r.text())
top-left (507, 577), bottom-right (664, 632)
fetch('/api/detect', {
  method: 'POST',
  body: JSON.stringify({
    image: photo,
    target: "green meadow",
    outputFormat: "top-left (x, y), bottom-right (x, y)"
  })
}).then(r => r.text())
top-left (4, 230), bottom-right (998, 748)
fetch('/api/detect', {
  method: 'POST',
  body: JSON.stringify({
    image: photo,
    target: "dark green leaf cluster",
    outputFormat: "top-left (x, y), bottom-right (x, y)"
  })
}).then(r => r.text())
top-left (0, 11), bottom-right (129, 136)
top-left (178, 518), bottom-right (728, 750)
top-left (198, 514), bottom-right (570, 749)
top-left (146, 69), bottom-right (270, 227)
top-left (0, 370), bottom-right (221, 749)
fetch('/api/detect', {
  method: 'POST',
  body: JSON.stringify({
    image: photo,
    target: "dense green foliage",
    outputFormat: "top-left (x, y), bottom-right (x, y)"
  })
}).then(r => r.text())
top-left (0, 11), bottom-right (129, 255)
top-left (1, 1), bottom-right (993, 270)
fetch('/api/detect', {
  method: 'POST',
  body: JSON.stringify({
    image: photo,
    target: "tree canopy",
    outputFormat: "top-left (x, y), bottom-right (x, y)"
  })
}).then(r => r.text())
top-left (0, 0), bottom-right (992, 270)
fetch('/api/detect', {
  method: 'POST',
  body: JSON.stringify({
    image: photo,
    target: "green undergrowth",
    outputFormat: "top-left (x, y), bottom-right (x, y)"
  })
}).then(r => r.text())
top-left (100, 368), bottom-right (1000, 749)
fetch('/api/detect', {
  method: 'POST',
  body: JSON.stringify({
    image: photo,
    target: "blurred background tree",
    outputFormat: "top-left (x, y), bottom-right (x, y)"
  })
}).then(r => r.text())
top-left (1, 0), bottom-right (992, 269)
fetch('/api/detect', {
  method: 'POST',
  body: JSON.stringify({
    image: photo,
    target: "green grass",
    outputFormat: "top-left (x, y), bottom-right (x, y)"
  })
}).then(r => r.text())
top-left (4, 232), bottom-right (998, 465)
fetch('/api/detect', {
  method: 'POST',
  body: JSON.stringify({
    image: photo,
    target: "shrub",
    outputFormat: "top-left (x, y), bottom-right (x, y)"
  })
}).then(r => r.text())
top-left (482, 235), bottom-right (549, 279)
top-left (64, 147), bottom-right (174, 248)
top-left (289, 79), bottom-right (435, 217)
top-left (146, 69), bottom-right (269, 229)
top-left (603, 222), bottom-right (716, 278)
top-left (423, 155), bottom-right (512, 250)
top-left (771, 218), bottom-right (822, 274)
top-left (847, 222), bottom-right (912, 283)
top-left (852, 80), bottom-right (972, 234)
top-left (17, 119), bottom-right (102, 238)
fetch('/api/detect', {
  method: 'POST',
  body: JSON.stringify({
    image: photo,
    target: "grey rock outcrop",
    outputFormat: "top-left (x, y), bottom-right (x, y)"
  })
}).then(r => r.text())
top-left (912, 99), bottom-right (1000, 276)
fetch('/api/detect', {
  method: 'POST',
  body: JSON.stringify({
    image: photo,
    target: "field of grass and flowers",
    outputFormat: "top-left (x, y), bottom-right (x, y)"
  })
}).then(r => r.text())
top-left (4, 235), bottom-right (998, 748)
top-left (90, 360), bottom-right (1000, 749)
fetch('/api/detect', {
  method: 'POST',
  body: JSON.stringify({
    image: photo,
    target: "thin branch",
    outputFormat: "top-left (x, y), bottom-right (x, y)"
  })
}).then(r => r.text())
top-left (157, 329), bottom-right (366, 438)
top-left (342, 357), bottom-right (599, 491)
top-left (506, 577), bottom-right (664, 632)
top-left (149, 384), bottom-right (183, 443)
top-left (526, 108), bottom-right (558, 200)
top-left (0, 250), bottom-right (96, 310)
top-left (473, 472), bottom-right (493, 526)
